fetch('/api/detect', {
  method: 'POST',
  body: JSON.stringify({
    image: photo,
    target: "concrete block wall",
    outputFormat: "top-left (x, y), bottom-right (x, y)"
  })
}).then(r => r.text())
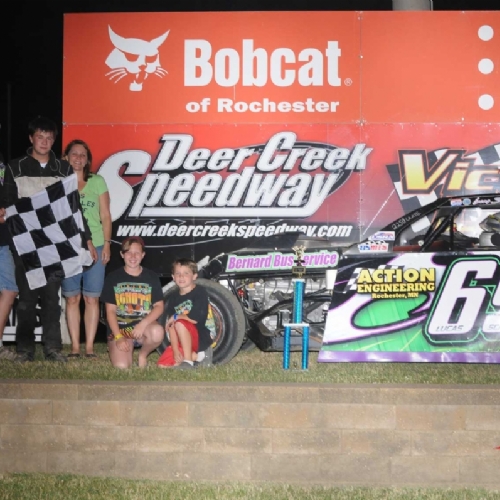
top-left (1, 380), bottom-right (500, 487)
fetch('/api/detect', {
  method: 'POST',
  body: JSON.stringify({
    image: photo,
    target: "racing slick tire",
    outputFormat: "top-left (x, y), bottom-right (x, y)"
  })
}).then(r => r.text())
top-left (159, 278), bottom-right (246, 365)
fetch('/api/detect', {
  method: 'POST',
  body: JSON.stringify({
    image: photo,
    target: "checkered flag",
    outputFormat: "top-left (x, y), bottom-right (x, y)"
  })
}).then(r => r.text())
top-left (346, 264), bottom-right (405, 291)
top-left (5, 174), bottom-right (92, 290)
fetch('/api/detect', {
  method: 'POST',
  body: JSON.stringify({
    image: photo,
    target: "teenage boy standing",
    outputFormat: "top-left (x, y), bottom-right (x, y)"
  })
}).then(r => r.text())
top-left (3, 116), bottom-right (96, 363)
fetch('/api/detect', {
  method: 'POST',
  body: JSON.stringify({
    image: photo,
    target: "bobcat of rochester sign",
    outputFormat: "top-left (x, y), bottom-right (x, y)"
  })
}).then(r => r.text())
top-left (105, 26), bottom-right (169, 92)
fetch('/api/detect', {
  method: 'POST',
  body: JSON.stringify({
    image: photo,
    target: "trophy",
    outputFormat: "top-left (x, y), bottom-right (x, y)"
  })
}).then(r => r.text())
top-left (283, 244), bottom-right (310, 370)
top-left (291, 245), bottom-right (307, 278)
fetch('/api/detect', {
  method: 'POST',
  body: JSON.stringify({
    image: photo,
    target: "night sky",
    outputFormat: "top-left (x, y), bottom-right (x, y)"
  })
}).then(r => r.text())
top-left (2, 0), bottom-right (498, 161)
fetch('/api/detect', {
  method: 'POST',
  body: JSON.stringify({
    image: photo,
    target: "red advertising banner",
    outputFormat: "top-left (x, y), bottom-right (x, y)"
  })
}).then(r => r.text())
top-left (63, 12), bottom-right (361, 125)
top-left (63, 11), bottom-right (500, 125)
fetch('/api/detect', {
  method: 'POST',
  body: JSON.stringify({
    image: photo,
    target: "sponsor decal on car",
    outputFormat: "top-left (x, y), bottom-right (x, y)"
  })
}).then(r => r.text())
top-left (473, 197), bottom-right (500, 205)
top-left (225, 250), bottom-right (339, 272)
top-left (368, 231), bottom-right (395, 241)
top-left (390, 212), bottom-right (422, 230)
top-left (348, 266), bottom-right (436, 299)
top-left (358, 242), bottom-right (389, 252)
top-left (320, 253), bottom-right (500, 363)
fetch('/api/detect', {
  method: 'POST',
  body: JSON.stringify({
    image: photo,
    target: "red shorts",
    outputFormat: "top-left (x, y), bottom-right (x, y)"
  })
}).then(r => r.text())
top-left (157, 319), bottom-right (199, 367)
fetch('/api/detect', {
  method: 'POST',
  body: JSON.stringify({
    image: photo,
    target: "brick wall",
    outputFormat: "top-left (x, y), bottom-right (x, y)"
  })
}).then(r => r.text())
top-left (1, 380), bottom-right (500, 486)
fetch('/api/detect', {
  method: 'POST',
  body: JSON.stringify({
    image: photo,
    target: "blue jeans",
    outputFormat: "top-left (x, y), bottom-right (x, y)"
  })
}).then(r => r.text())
top-left (0, 245), bottom-right (18, 292)
top-left (62, 246), bottom-right (105, 298)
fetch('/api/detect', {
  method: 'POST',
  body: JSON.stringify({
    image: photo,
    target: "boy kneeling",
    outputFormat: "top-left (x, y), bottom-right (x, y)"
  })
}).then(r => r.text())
top-left (158, 258), bottom-right (213, 369)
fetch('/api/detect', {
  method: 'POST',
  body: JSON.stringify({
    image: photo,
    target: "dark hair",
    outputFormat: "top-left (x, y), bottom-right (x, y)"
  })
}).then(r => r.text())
top-left (63, 139), bottom-right (93, 181)
top-left (121, 236), bottom-right (145, 253)
top-left (28, 116), bottom-right (58, 138)
top-left (172, 258), bottom-right (198, 275)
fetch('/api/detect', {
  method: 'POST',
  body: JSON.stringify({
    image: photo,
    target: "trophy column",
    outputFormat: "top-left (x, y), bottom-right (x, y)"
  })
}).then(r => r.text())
top-left (283, 246), bottom-right (310, 370)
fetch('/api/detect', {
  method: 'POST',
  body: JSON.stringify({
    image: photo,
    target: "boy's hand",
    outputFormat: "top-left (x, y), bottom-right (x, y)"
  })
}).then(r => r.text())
top-left (132, 322), bottom-right (146, 340)
top-left (178, 315), bottom-right (197, 324)
top-left (167, 314), bottom-right (197, 327)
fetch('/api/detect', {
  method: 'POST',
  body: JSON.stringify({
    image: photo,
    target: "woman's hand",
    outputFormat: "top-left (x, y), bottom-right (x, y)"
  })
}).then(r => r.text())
top-left (102, 241), bottom-right (111, 265)
top-left (88, 241), bottom-right (98, 262)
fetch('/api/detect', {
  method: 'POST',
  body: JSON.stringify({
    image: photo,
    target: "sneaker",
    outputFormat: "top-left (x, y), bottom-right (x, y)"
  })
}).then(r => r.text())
top-left (0, 346), bottom-right (17, 361)
top-left (196, 346), bottom-right (213, 368)
top-left (45, 351), bottom-right (67, 363)
top-left (175, 361), bottom-right (195, 370)
top-left (14, 352), bottom-right (35, 363)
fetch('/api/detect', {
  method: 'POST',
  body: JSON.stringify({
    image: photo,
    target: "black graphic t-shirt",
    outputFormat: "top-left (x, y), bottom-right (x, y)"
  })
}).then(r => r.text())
top-left (166, 285), bottom-right (213, 351)
top-left (101, 266), bottom-right (163, 339)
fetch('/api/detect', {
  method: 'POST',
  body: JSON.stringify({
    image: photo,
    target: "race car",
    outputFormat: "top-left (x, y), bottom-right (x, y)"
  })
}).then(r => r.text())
top-left (319, 193), bottom-right (500, 364)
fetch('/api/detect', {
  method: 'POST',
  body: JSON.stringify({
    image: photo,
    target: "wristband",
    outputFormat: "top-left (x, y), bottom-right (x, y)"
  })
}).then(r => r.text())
top-left (114, 333), bottom-right (124, 341)
top-left (173, 314), bottom-right (178, 321)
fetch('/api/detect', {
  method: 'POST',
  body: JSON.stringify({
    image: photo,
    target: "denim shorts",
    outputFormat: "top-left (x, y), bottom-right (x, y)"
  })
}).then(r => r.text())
top-left (0, 245), bottom-right (18, 292)
top-left (62, 245), bottom-right (105, 298)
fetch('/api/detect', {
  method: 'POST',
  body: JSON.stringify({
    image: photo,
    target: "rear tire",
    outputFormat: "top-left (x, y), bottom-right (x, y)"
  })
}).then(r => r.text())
top-left (160, 278), bottom-right (246, 365)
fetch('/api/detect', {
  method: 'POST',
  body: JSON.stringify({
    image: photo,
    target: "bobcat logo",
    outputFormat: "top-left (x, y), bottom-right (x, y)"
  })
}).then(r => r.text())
top-left (105, 26), bottom-right (169, 92)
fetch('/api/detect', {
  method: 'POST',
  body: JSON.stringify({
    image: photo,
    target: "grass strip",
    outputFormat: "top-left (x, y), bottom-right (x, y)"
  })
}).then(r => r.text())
top-left (0, 474), bottom-right (499, 500)
top-left (1, 343), bottom-right (500, 384)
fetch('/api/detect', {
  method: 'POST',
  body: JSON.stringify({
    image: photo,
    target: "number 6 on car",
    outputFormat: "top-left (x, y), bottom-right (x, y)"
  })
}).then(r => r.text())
top-left (426, 257), bottom-right (500, 344)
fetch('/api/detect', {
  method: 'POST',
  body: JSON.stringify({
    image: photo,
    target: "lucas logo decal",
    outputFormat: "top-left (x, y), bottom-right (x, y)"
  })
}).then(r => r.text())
top-left (105, 26), bottom-right (170, 92)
